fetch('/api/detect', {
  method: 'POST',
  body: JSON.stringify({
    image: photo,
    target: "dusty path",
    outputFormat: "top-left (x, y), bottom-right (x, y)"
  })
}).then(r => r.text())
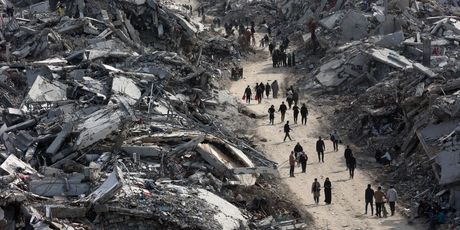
top-left (229, 49), bottom-right (419, 229)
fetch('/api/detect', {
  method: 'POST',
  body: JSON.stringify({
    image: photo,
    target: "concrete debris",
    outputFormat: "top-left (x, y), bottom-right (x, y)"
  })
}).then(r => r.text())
top-left (279, 0), bottom-right (460, 225)
top-left (0, 0), bottom-right (297, 228)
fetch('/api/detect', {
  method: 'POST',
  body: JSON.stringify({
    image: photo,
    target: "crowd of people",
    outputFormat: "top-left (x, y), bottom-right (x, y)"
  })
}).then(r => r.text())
top-left (237, 17), bottom-right (404, 221)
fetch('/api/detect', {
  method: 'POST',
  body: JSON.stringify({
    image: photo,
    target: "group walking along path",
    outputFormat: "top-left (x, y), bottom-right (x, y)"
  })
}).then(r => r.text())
top-left (228, 50), bottom-right (419, 229)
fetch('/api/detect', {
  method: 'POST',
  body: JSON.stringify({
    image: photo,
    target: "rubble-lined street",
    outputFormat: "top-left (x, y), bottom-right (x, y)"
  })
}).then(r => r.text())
top-left (2, 0), bottom-right (460, 228)
top-left (229, 45), bottom-right (419, 229)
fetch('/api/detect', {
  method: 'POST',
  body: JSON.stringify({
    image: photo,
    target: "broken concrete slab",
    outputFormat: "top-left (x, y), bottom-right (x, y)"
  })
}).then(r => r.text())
top-left (29, 175), bottom-right (90, 197)
top-left (75, 106), bottom-right (127, 150)
top-left (83, 166), bottom-right (123, 204)
top-left (26, 75), bottom-right (67, 103)
top-left (0, 154), bottom-right (42, 177)
top-left (111, 75), bottom-right (142, 105)
top-left (46, 122), bottom-right (73, 155)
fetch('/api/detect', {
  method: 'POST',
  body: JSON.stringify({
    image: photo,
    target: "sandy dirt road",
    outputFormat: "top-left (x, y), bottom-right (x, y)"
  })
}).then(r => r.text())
top-left (228, 50), bottom-right (419, 230)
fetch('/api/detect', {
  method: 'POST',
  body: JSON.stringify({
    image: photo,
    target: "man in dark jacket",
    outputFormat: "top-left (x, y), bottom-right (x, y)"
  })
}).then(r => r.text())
top-left (265, 82), bottom-right (271, 98)
top-left (293, 104), bottom-right (299, 124)
top-left (344, 145), bottom-right (353, 170)
top-left (268, 105), bottom-right (275, 125)
top-left (365, 184), bottom-right (375, 215)
top-left (244, 85), bottom-right (252, 104)
top-left (278, 102), bottom-right (287, 122)
top-left (300, 104), bottom-right (308, 125)
top-left (283, 121), bottom-right (292, 142)
top-left (316, 136), bottom-right (325, 163)
top-left (349, 156), bottom-right (356, 179)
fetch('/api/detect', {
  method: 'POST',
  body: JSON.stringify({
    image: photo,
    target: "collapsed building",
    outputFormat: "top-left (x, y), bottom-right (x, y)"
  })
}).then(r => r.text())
top-left (275, 0), bottom-right (460, 225)
top-left (0, 0), bottom-right (311, 229)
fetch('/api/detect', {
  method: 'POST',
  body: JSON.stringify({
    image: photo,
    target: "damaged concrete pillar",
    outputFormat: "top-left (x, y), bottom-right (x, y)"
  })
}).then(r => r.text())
top-left (422, 37), bottom-right (431, 67)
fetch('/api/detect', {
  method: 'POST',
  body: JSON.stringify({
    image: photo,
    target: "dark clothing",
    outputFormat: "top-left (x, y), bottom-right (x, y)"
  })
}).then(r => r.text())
top-left (300, 105), bottom-right (308, 125)
top-left (268, 107), bottom-right (275, 125)
top-left (376, 202), bottom-right (384, 217)
top-left (289, 165), bottom-right (295, 177)
top-left (259, 82), bottom-right (265, 95)
top-left (279, 104), bottom-right (287, 113)
top-left (316, 140), bottom-right (325, 152)
top-left (265, 83), bottom-right (271, 98)
top-left (284, 124), bottom-right (292, 141)
top-left (316, 139), bottom-right (325, 163)
top-left (293, 105), bottom-right (299, 124)
top-left (389, 202), bottom-right (396, 216)
top-left (333, 140), bottom-right (339, 152)
top-left (279, 104), bottom-right (287, 122)
top-left (284, 133), bottom-right (292, 141)
top-left (294, 143), bottom-right (303, 153)
top-left (366, 201), bottom-right (374, 215)
top-left (244, 87), bottom-right (252, 104)
top-left (365, 188), bottom-right (375, 202)
top-left (271, 81), bottom-right (279, 98)
top-left (324, 181), bottom-right (332, 204)
top-left (286, 97), bottom-right (293, 109)
top-left (269, 43), bottom-right (274, 55)
top-left (293, 92), bottom-right (299, 106)
top-left (317, 151), bottom-right (324, 162)
top-left (344, 148), bottom-right (353, 169)
top-left (284, 124), bottom-right (291, 133)
top-left (349, 157), bottom-right (356, 178)
top-left (299, 154), bottom-right (308, 173)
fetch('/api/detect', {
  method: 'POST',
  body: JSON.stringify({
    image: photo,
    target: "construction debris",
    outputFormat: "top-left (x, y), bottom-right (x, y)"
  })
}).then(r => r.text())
top-left (277, 0), bottom-right (460, 226)
top-left (0, 0), bottom-right (307, 229)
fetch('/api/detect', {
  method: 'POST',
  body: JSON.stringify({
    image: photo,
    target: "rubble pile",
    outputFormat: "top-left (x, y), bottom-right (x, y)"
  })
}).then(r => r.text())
top-left (0, 0), bottom-right (311, 229)
top-left (274, 0), bottom-right (460, 225)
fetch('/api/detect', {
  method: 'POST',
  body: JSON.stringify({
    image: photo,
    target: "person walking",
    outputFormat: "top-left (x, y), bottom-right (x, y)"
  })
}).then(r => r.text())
top-left (312, 178), bottom-right (321, 204)
top-left (289, 151), bottom-right (296, 177)
top-left (265, 82), bottom-right (271, 98)
top-left (300, 103), bottom-right (308, 125)
top-left (259, 82), bottom-right (265, 98)
top-left (278, 102), bottom-right (287, 122)
top-left (374, 186), bottom-right (386, 218)
top-left (365, 184), bottom-right (375, 215)
top-left (316, 136), bottom-right (325, 163)
top-left (293, 104), bottom-right (299, 124)
top-left (349, 156), bottom-right (356, 179)
top-left (330, 130), bottom-right (340, 152)
top-left (256, 83), bottom-right (263, 104)
top-left (299, 152), bottom-right (308, 173)
top-left (324, 178), bottom-right (332, 204)
top-left (286, 89), bottom-right (293, 109)
top-left (268, 105), bottom-right (275, 125)
top-left (283, 121), bottom-right (292, 142)
top-left (344, 145), bottom-right (353, 170)
top-left (386, 185), bottom-right (398, 216)
top-left (293, 90), bottom-right (299, 106)
top-left (244, 85), bottom-right (252, 104)
top-left (271, 80), bottom-right (279, 98)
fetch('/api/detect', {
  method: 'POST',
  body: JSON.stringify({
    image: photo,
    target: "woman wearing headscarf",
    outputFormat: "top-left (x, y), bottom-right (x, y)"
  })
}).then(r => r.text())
top-left (324, 178), bottom-right (332, 204)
